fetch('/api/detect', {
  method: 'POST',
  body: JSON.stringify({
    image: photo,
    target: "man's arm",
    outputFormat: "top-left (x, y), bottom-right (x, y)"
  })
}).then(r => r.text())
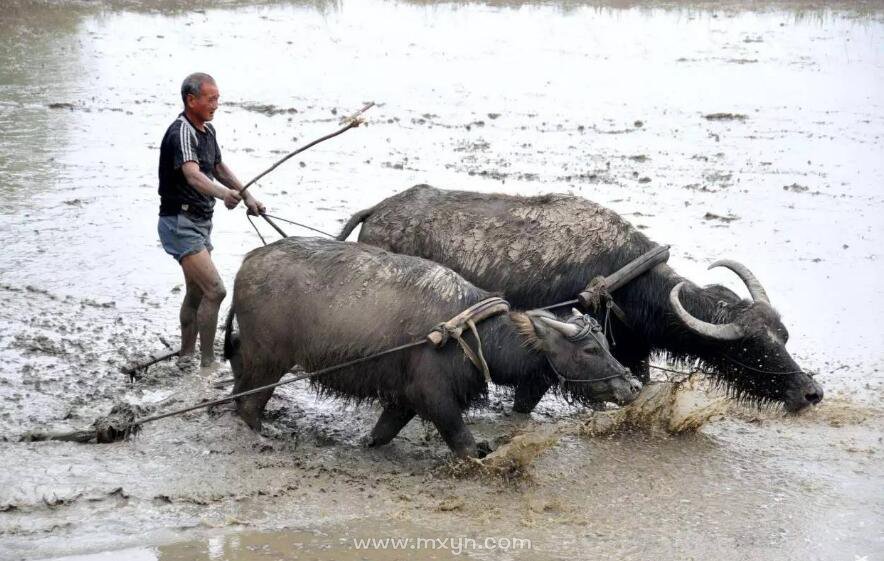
top-left (214, 161), bottom-right (265, 215)
top-left (182, 162), bottom-right (241, 209)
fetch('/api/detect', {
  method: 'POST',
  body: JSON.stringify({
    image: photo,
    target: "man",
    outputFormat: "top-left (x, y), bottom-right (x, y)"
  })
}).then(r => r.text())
top-left (157, 72), bottom-right (265, 370)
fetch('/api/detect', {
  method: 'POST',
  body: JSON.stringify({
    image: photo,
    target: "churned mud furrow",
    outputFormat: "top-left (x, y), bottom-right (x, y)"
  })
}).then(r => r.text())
top-left (0, 1), bottom-right (882, 560)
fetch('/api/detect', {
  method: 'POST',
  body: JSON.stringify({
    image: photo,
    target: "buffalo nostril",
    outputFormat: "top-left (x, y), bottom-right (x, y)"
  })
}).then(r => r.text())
top-left (805, 392), bottom-right (822, 405)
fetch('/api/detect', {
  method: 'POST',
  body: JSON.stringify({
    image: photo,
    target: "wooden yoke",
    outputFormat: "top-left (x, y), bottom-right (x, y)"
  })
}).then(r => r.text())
top-left (577, 245), bottom-right (671, 323)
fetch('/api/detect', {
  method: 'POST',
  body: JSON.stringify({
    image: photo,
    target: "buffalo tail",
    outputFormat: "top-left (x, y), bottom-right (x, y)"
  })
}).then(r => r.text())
top-left (336, 205), bottom-right (376, 241)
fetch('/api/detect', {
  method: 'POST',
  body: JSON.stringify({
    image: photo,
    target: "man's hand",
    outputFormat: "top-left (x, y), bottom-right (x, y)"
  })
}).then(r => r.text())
top-left (244, 195), bottom-right (266, 216)
top-left (223, 189), bottom-right (242, 209)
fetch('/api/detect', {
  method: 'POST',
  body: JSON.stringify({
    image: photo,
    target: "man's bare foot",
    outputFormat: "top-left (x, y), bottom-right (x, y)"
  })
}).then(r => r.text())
top-left (199, 361), bottom-right (221, 376)
top-left (200, 353), bottom-right (216, 368)
top-left (177, 353), bottom-right (198, 372)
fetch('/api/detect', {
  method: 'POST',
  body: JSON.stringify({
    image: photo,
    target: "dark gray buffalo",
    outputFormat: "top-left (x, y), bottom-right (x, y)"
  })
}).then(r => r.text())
top-left (223, 237), bottom-right (639, 458)
top-left (338, 184), bottom-right (824, 413)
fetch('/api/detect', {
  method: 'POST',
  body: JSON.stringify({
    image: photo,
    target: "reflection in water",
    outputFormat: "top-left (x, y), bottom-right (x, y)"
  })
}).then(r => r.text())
top-left (1, 1), bottom-right (882, 560)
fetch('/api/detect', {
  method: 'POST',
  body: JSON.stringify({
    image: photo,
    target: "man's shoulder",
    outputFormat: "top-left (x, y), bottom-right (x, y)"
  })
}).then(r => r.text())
top-left (162, 115), bottom-right (197, 144)
top-left (163, 115), bottom-right (184, 137)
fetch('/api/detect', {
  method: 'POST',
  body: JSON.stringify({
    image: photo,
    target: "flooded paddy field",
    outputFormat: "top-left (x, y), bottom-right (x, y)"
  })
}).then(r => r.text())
top-left (0, 0), bottom-right (882, 559)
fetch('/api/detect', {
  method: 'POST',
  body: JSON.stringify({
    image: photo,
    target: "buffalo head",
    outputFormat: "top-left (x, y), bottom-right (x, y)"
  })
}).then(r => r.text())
top-left (669, 260), bottom-right (823, 412)
top-left (523, 309), bottom-right (642, 405)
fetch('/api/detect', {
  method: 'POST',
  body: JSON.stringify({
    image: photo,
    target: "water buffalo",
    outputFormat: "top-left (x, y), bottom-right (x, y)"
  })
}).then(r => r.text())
top-left (223, 237), bottom-right (639, 458)
top-left (337, 184), bottom-right (824, 413)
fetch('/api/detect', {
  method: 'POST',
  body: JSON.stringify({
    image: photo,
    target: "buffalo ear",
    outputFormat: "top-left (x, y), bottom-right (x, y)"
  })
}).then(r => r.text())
top-left (510, 312), bottom-right (546, 351)
top-left (524, 312), bottom-right (554, 349)
top-left (527, 315), bottom-right (551, 339)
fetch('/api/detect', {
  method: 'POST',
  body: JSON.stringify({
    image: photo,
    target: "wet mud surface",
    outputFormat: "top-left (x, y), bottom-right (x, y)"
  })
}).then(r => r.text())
top-left (1, 0), bottom-right (883, 559)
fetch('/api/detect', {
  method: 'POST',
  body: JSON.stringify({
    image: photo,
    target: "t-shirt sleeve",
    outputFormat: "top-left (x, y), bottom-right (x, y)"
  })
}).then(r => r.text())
top-left (212, 127), bottom-right (222, 165)
top-left (172, 123), bottom-right (199, 169)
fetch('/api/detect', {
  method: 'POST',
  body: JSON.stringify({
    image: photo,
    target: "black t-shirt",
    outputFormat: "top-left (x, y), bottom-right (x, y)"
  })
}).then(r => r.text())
top-left (158, 113), bottom-right (222, 219)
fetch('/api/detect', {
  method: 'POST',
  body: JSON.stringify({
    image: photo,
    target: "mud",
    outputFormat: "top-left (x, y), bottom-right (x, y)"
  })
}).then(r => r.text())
top-left (1, 0), bottom-right (883, 560)
top-left (580, 379), bottom-right (729, 436)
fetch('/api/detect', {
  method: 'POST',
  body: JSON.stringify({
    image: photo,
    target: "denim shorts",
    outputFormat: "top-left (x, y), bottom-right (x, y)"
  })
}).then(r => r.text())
top-left (158, 213), bottom-right (214, 262)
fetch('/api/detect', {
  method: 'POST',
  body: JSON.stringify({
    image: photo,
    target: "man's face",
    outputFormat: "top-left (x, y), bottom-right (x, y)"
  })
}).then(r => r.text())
top-left (186, 81), bottom-right (219, 122)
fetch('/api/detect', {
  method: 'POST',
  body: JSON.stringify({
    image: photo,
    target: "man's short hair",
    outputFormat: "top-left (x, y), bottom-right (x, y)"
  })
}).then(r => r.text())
top-left (181, 72), bottom-right (216, 105)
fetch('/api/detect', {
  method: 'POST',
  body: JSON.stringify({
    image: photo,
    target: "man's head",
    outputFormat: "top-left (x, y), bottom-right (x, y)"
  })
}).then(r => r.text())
top-left (181, 72), bottom-right (218, 123)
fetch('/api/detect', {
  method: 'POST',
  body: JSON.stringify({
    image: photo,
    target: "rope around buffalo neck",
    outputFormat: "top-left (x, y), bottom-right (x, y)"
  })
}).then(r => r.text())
top-left (450, 319), bottom-right (491, 384)
top-left (544, 356), bottom-right (631, 384)
top-left (543, 318), bottom-right (630, 385)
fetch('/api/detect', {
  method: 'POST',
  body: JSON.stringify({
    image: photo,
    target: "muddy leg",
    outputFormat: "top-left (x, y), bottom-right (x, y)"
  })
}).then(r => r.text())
top-left (366, 405), bottom-right (416, 447)
top-left (236, 389), bottom-right (274, 431)
top-left (181, 249), bottom-right (227, 367)
top-left (424, 401), bottom-right (478, 459)
top-left (513, 378), bottom-right (553, 414)
top-left (179, 279), bottom-right (202, 357)
top-left (232, 355), bottom-right (283, 431)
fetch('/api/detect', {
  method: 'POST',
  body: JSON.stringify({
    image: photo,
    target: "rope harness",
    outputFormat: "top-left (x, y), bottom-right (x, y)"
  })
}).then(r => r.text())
top-left (543, 314), bottom-right (630, 384)
top-left (540, 245), bottom-right (670, 347)
top-left (426, 296), bottom-right (510, 383)
top-left (537, 246), bottom-right (807, 379)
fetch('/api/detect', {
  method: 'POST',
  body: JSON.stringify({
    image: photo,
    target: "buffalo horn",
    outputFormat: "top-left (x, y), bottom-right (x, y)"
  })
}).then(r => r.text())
top-left (669, 282), bottom-right (744, 341)
top-left (536, 315), bottom-right (582, 339)
top-left (708, 259), bottom-right (771, 305)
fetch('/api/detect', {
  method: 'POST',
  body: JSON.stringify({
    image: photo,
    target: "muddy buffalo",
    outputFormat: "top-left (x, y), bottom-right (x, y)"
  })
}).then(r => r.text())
top-left (223, 237), bottom-right (639, 458)
top-left (338, 184), bottom-right (824, 413)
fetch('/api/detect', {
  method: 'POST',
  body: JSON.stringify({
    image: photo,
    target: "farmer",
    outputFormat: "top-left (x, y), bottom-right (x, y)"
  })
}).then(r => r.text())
top-left (157, 72), bottom-right (265, 370)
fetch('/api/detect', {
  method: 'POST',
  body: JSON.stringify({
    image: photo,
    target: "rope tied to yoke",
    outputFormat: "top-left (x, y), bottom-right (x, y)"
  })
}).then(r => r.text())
top-left (540, 245), bottom-right (671, 345)
top-left (426, 296), bottom-right (511, 384)
top-left (577, 275), bottom-right (629, 328)
top-left (577, 275), bottom-right (629, 343)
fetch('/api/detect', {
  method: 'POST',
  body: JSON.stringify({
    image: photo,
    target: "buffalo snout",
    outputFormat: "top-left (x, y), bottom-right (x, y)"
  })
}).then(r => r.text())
top-left (609, 373), bottom-right (643, 405)
top-left (784, 374), bottom-right (824, 412)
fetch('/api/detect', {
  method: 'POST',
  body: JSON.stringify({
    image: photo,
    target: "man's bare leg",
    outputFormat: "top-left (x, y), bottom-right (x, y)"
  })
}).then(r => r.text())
top-left (179, 277), bottom-right (203, 359)
top-left (180, 249), bottom-right (227, 367)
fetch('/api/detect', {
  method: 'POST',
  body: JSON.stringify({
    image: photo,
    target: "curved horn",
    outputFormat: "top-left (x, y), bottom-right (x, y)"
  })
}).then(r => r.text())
top-left (669, 282), bottom-right (744, 341)
top-left (708, 259), bottom-right (770, 305)
top-left (536, 315), bottom-right (582, 339)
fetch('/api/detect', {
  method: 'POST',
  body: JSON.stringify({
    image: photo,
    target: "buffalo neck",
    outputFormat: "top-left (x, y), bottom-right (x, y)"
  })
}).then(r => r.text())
top-left (615, 264), bottom-right (734, 360)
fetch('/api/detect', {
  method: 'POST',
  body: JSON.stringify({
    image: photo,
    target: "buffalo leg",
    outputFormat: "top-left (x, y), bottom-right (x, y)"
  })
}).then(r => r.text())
top-left (366, 405), bottom-right (416, 447)
top-left (234, 354), bottom-right (285, 431)
top-left (513, 378), bottom-right (552, 414)
top-left (424, 402), bottom-right (478, 459)
top-left (236, 389), bottom-right (274, 431)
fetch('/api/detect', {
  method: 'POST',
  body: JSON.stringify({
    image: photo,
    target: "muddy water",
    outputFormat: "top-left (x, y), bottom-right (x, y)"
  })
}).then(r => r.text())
top-left (1, 1), bottom-right (882, 560)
